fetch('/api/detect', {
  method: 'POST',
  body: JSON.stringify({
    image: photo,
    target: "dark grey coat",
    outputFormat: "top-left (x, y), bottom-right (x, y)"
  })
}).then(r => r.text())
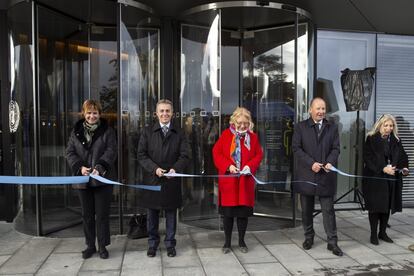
top-left (292, 118), bottom-right (340, 196)
top-left (362, 133), bottom-right (408, 214)
top-left (66, 118), bottom-right (117, 189)
top-left (137, 122), bottom-right (190, 209)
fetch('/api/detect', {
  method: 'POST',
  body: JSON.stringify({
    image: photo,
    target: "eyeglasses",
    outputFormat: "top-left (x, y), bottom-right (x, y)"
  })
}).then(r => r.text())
top-left (235, 121), bottom-right (250, 127)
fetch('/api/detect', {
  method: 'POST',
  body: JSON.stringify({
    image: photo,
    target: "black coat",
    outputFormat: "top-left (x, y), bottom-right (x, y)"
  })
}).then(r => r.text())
top-left (292, 118), bottom-right (340, 196)
top-left (137, 122), bottom-right (190, 209)
top-left (66, 118), bottom-right (117, 189)
top-left (362, 133), bottom-right (408, 214)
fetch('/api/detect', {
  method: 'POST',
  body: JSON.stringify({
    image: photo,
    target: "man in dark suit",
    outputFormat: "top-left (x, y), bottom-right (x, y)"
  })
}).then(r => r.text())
top-left (292, 97), bottom-right (343, 256)
top-left (137, 99), bottom-right (189, 258)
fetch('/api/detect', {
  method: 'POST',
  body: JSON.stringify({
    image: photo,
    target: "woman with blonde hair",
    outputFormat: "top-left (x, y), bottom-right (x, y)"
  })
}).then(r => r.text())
top-left (363, 114), bottom-right (409, 245)
top-left (213, 107), bottom-right (263, 254)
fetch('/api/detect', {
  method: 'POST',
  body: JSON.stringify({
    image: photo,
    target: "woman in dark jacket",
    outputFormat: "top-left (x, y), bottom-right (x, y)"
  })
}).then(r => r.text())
top-left (213, 107), bottom-right (263, 254)
top-left (66, 100), bottom-right (117, 259)
top-left (363, 114), bottom-right (409, 245)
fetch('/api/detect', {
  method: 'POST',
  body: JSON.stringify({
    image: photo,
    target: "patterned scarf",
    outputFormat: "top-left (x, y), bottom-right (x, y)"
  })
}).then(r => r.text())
top-left (229, 125), bottom-right (251, 169)
top-left (83, 120), bottom-right (100, 144)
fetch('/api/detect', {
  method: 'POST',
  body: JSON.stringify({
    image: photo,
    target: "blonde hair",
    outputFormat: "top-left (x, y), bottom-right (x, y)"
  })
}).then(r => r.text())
top-left (82, 99), bottom-right (102, 114)
top-left (367, 114), bottom-right (400, 140)
top-left (229, 107), bottom-right (254, 131)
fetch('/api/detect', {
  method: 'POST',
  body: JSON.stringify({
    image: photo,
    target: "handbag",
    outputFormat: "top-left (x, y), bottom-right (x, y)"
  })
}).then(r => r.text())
top-left (127, 214), bottom-right (148, 239)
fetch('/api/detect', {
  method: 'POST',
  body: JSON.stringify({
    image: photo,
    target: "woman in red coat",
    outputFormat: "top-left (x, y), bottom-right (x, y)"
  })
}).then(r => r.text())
top-left (213, 107), bottom-right (263, 254)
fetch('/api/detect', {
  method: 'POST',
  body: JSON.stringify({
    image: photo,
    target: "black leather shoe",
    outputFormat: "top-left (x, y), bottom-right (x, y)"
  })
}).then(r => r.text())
top-left (167, 247), bottom-right (176, 257)
top-left (98, 247), bottom-right (109, 259)
top-left (82, 247), bottom-right (96, 259)
top-left (327, 244), bottom-right (343, 256)
top-left (222, 246), bottom-right (231, 254)
top-left (239, 240), bottom-right (248, 253)
top-left (302, 239), bottom-right (313, 250)
top-left (147, 247), bottom-right (157, 257)
top-left (378, 233), bottom-right (393, 243)
top-left (370, 234), bottom-right (379, 245)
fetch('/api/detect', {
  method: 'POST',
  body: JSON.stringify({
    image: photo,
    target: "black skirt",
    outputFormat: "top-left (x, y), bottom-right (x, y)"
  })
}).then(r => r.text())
top-left (219, 206), bottom-right (253, 217)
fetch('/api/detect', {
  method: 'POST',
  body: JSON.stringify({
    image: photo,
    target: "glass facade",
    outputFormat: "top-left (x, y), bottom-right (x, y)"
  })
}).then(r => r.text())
top-left (178, 4), bottom-right (314, 226)
top-left (4, 1), bottom-right (314, 235)
top-left (316, 30), bottom-right (376, 203)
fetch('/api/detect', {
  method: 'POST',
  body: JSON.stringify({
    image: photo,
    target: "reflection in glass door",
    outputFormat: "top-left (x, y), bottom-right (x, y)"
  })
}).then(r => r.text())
top-left (180, 10), bottom-right (221, 222)
top-left (37, 5), bottom-right (89, 234)
top-left (246, 26), bottom-right (297, 219)
top-left (119, 4), bottom-right (160, 230)
top-left (180, 3), bottom-right (313, 226)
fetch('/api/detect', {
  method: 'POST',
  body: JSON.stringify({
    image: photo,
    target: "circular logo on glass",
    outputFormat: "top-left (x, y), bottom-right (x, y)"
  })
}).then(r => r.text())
top-left (9, 100), bottom-right (20, 133)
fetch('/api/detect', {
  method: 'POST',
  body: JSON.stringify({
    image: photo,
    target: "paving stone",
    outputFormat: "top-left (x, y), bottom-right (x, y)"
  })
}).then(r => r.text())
top-left (339, 240), bottom-right (404, 271)
top-left (340, 226), bottom-right (408, 254)
top-left (191, 231), bottom-right (224, 248)
top-left (125, 237), bottom-right (148, 251)
top-left (232, 236), bottom-right (277, 264)
top-left (0, 240), bottom-right (27, 255)
top-left (80, 236), bottom-right (126, 272)
top-left (53, 237), bottom-right (85, 253)
top-left (121, 250), bottom-right (162, 276)
top-left (163, 266), bottom-right (205, 276)
top-left (78, 270), bottom-right (120, 276)
top-left (253, 230), bottom-right (291, 245)
top-left (244, 262), bottom-right (290, 276)
top-left (0, 255), bottom-right (11, 266)
top-left (161, 242), bottom-right (202, 268)
top-left (265, 243), bottom-right (324, 275)
top-left (0, 238), bottom-right (59, 274)
top-left (387, 253), bottom-right (414, 270)
top-left (197, 248), bottom-right (247, 276)
top-left (36, 253), bottom-right (83, 276)
top-left (317, 256), bottom-right (367, 275)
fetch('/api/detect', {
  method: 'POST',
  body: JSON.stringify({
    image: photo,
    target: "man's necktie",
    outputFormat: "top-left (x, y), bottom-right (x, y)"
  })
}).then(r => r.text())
top-left (162, 125), bottom-right (168, 136)
top-left (317, 123), bottom-right (322, 138)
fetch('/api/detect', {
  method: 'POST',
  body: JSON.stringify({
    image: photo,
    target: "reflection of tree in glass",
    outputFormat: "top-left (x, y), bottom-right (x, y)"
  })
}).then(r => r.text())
top-left (254, 54), bottom-right (286, 82)
top-left (101, 59), bottom-right (117, 113)
top-left (253, 54), bottom-right (295, 104)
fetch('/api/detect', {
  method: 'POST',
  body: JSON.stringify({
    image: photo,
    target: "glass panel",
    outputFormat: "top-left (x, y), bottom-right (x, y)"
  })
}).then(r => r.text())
top-left (180, 9), bottom-right (221, 223)
top-left (316, 30), bottom-right (376, 202)
top-left (37, 6), bottom-right (88, 234)
top-left (119, 4), bottom-right (160, 227)
top-left (8, 1), bottom-right (36, 234)
top-left (89, 6), bottom-right (119, 231)
top-left (243, 25), bottom-right (297, 219)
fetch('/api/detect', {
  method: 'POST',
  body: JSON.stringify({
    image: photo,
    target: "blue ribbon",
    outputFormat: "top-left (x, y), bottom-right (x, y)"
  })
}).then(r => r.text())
top-left (2, 166), bottom-right (406, 190)
top-left (0, 174), bottom-right (161, 191)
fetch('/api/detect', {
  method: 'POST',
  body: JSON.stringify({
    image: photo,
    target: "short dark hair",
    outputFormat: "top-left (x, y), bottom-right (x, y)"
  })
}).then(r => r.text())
top-left (156, 99), bottom-right (173, 111)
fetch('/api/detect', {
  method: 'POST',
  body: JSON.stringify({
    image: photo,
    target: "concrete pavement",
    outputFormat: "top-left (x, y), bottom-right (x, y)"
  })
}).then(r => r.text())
top-left (1, 209), bottom-right (414, 275)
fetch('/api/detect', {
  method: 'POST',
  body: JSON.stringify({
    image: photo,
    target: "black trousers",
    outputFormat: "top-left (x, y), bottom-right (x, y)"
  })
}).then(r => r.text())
top-left (300, 194), bottom-right (338, 245)
top-left (78, 185), bottom-right (113, 248)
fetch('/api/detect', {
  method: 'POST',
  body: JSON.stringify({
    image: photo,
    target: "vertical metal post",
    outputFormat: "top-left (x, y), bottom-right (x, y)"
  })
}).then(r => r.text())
top-left (116, 2), bottom-right (124, 234)
top-left (292, 13), bottom-right (299, 227)
top-left (32, 1), bottom-right (42, 236)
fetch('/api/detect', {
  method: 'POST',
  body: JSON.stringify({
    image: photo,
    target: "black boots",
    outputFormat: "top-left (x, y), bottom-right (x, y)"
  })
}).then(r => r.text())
top-left (222, 216), bottom-right (249, 254)
top-left (368, 212), bottom-right (379, 245)
top-left (369, 212), bottom-right (393, 245)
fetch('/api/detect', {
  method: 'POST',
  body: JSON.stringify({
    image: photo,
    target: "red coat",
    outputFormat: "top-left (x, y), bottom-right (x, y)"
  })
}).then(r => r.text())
top-left (212, 129), bottom-right (263, 207)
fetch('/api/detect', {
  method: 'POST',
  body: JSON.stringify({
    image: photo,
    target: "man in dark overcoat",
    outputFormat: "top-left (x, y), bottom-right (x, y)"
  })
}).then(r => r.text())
top-left (137, 99), bottom-right (189, 258)
top-left (292, 97), bottom-right (343, 256)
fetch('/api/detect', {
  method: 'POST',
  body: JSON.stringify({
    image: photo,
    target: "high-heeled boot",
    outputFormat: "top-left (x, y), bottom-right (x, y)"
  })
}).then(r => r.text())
top-left (378, 212), bottom-right (393, 243)
top-left (222, 216), bottom-right (234, 254)
top-left (368, 212), bottom-right (379, 245)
